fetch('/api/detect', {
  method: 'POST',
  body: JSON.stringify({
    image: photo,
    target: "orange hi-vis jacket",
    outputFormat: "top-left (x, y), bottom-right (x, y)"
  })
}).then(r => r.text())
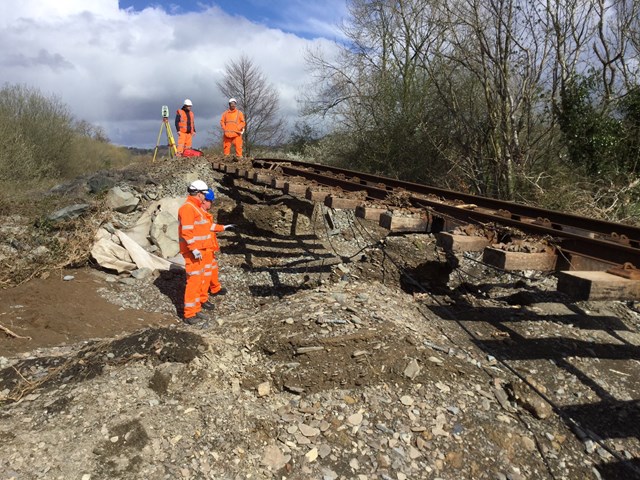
top-left (220, 109), bottom-right (245, 138)
top-left (178, 196), bottom-right (210, 256)
top-left (175, 108), bottom-right (196, 133)
top-left (203, 212), bottom-right (224, 252)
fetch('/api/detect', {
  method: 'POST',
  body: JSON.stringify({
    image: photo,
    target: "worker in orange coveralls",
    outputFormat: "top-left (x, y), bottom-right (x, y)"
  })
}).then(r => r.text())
top-left (175, 99), bottom-right (196, 155)
top-left (220, 97), bottom-right (245, 156)
top-left (199, 188), bottom-right (235, 311)
top-left (178, 180), bottom-right (210, 325)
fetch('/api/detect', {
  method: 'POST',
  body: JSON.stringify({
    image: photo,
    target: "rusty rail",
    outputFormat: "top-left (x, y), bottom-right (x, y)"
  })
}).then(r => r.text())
top-left (250, 158), bottom-right (640, 268)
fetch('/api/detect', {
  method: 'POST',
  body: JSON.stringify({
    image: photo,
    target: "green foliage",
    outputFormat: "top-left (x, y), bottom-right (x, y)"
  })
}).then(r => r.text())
top-left (557, 75), bottom-right (640, 178)
top-left (0, 83), bottom-right (134, 192)
top-left (558, 76), bottom-right (615, 175)
top-left (286, 122), bottom-right (319, 155)
top-left (618, 87), bottom-right (640, 174)
top-left (0, 83), bottom-right (76, 179)
top-left (63, 135), bottom-right (132, 178)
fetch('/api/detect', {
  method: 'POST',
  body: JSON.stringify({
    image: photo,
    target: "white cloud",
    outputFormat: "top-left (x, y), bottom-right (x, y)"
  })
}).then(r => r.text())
top-left (0, 0), bottom-right (341, 147)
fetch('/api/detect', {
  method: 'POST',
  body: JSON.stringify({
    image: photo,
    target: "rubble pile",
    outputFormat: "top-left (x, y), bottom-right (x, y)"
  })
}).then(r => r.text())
top-left (0, 156), bottom-right (639, 479)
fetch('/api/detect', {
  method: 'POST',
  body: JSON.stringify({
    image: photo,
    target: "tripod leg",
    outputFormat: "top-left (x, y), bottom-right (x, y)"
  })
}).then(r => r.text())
top-left (167, 124), bottom-right (177, 157)
top-left (152, 122), bottom-right (165, 163)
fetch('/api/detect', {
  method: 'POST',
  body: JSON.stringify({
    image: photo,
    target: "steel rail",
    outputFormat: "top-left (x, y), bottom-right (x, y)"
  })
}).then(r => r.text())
top-left (253, 158), bottom-right (640, 248)
top-left (252, 158), bottom-right (640, 267)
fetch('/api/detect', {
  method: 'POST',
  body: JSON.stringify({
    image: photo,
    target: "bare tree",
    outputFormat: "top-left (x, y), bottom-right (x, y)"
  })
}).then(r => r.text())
top-left (303, 0), bottom-right (640, 204)
top-left (216, 54), bottom-right (285, 156)
top-left (429, 0), bottom-right (559, 198)
top-left (592, 0), bottom-right (639, 99)
top-left (302, 0), bottom-right (446, 179)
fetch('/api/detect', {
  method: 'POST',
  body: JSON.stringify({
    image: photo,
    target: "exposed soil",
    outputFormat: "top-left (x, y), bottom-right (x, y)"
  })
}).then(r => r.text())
top-left (0, 268), bottom-right (175, 357)
top-left (0, 155), bottom-right (639, 480)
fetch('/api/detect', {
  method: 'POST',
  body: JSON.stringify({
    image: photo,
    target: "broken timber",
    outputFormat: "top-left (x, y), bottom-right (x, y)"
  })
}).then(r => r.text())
top-left (271, 178), bottom-right (286, 190)
top-left (284, 182), bottom-right (307, 196)
top-left (253, 172), bottom-right (272, 185)
top-left (295, 346), bottom-right (325, 355)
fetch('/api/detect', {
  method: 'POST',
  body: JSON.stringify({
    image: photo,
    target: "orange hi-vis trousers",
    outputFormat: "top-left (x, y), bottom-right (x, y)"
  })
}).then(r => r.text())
top-left (177, 132), bottom-right (193, 154)
top-left (223, 135), bottom-right (242, 156)
top-left (200, 249), bottom-right (222, 303)
top-left (184, 255), bottom-right (205, 318)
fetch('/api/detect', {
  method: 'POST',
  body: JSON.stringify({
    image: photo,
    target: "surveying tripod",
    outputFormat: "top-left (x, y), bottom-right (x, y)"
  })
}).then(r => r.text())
top-left (152, 105), bottom-right (178, 162)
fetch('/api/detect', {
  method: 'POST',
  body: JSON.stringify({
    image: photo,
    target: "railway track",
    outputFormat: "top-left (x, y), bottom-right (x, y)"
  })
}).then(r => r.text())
top-left (249, 158), bottom-right (640, 272)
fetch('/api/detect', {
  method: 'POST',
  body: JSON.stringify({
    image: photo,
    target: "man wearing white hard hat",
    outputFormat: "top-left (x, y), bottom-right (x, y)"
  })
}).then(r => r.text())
top-left (220, 97), bottom-right (246, 156)
top-left (178, 179), bottom-right (210, 325)
top-left (175, 99), bottom-right (196, 156)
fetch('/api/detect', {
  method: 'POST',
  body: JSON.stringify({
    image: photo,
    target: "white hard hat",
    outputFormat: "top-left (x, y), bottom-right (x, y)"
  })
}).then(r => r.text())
top-left (188, 180), bottom-right (208, 193)
top-left (228, 98), bottom-right (237, 104)
top-left (183, 99), bottom-right (193, 106)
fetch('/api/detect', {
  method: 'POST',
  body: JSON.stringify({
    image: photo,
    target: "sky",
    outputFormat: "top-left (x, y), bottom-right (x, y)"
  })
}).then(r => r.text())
top-left (0, 0), bottom-right (348, 148)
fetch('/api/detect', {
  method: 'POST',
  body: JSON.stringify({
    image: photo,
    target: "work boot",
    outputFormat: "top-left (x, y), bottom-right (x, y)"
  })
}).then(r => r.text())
top-left (210, 287), bottom-right (227, 296)
top-left (183, 311), bottom-right (208, 325)
top-left (183, 315), bottom-right (200, 325)
top-left (201, 301), bottom-right (215, 310)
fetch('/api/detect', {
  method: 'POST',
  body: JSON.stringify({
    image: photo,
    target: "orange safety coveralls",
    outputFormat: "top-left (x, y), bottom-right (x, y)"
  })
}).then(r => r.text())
top-left (220, 108), bottom-right (245, 156)
top-left (178, 195), bottom-right (209, 319)
top-left (175, 108), bottom-right (196, 154)
top-left (200, 211), bottom-right (225, 304)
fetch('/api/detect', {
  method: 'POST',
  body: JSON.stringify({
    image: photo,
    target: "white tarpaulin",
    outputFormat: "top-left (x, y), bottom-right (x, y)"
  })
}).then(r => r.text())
top-left (90, 237), bottom-right (136, 273)
top-left (115, 230), bottom-right (175, 271)
top-left (91, 227), bottom-right (183, 273)
top-left (91, 194), bottom-right (187, 274)
top-left (124, 196), bottom-right (183, 253)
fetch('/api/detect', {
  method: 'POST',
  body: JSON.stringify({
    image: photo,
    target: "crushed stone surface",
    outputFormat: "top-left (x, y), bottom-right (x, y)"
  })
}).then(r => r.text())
top-left (1, 156), bottom-right (639, 480)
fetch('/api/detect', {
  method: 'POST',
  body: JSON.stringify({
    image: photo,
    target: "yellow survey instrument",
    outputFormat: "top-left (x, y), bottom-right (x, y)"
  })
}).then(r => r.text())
top-left (152, 105), bottom-right (177, 162)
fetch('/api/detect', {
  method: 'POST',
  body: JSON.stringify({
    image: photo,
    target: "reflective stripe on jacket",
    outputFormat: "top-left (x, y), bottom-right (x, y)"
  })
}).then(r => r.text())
top-left (175, 108), bottom-right (195, 133)
top-left (178, 196), bottom-right (210, 255)
top-left (220, 109), bottom-right (245, 138)
top-left (203, 211), bottom-right (224, 252)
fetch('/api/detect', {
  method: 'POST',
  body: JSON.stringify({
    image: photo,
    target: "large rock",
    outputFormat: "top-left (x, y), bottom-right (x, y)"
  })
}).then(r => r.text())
top-left (106, 187), bottom-right (139, 213)
top-left (46, 204), bottom-right (90, 222)
top-left (87, 174), bottom-right (117, 194)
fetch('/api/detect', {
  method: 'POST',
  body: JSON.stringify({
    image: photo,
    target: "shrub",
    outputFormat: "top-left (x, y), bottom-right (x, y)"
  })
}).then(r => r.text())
top-left (0, 83), bottom-right (135, 207)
